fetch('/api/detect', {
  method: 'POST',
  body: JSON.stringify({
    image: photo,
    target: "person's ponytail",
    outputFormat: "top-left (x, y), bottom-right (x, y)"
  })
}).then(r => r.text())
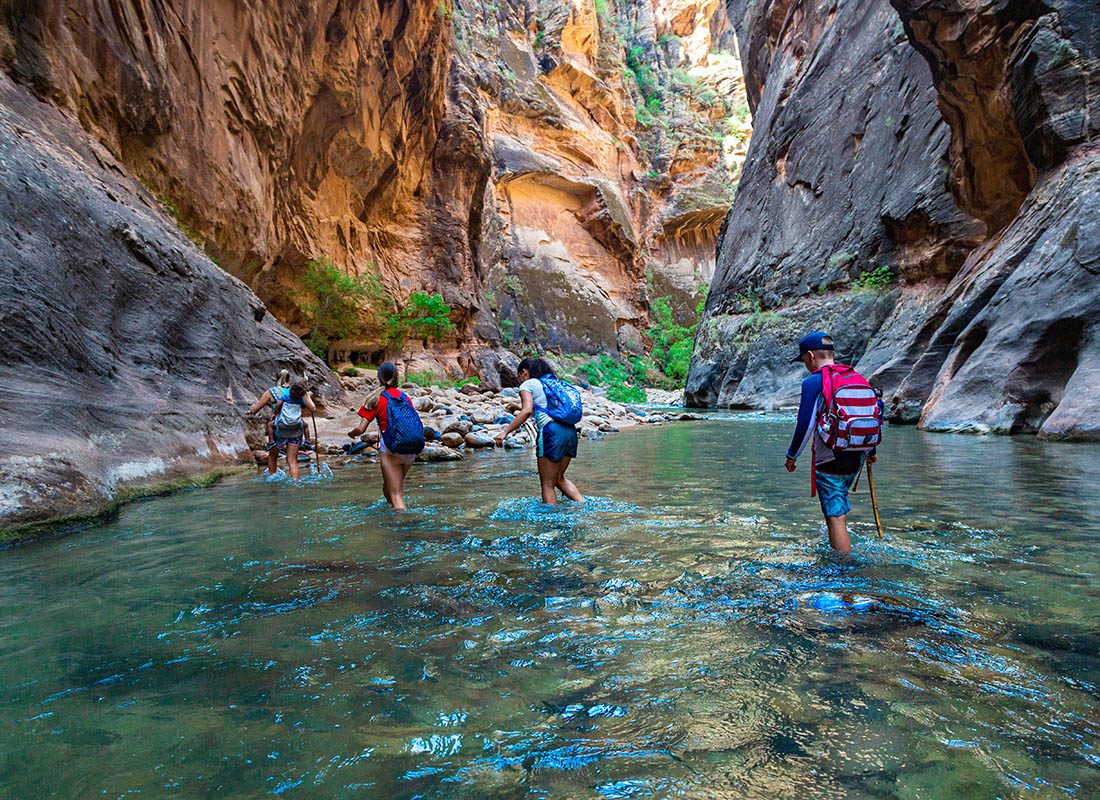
top-left (365, 362), bottom-right (400, 410)
top-left (377, 362), bottom-right (399, 388)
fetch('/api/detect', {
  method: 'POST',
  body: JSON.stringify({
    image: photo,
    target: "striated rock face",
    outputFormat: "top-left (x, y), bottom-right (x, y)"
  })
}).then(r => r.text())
top-left (689, 0), bottom-right (1100, 440)
top-left (1, 0), bottom-right (751, 368)
top-left (0, 0), bottom-right (471, 343)
top-left (0, 77), bottom-right (340, 530)
top-left (459, 0), bottom-right (750, 354)
top-left (890, 0), bottom-right (1100, 438)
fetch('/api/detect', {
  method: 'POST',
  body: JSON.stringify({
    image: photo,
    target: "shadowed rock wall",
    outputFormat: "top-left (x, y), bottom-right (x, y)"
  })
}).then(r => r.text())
top-left (0, 77), bottom-right (340, 530)
top-left (688, 0), bottom-right (1099, 440)
top-left (0, 0), bottom-right (477, 344)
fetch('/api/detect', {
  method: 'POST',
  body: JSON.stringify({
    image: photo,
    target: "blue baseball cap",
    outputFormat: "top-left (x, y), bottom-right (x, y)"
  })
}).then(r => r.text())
top-left (791, 331), bottom-right (834, 362)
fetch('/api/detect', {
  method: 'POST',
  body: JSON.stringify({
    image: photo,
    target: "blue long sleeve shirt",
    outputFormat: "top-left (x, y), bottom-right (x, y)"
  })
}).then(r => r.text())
top-left (787, 372), bottom-right (824, 461)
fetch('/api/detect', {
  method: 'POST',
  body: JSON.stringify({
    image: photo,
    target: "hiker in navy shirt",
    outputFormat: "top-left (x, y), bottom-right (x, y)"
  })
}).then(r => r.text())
top-left (784, 331), bottom-right (877, 553)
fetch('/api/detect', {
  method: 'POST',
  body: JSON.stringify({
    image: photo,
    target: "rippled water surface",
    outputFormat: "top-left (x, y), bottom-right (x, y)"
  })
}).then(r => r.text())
top-left (1, 417), bottom-right (1099, 799)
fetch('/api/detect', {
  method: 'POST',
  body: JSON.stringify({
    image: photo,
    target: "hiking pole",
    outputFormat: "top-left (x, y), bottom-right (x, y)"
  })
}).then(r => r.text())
top-left (866, 461), bottom-right (886, 539)
top-left (311, 411), bottom-right (322, 474)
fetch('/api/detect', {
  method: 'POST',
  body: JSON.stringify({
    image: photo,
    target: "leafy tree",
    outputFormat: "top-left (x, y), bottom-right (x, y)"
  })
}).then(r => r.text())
top-left (298, 259), bottom-right (392, 361)
top-left (385, 291), bottom-right (457, 350)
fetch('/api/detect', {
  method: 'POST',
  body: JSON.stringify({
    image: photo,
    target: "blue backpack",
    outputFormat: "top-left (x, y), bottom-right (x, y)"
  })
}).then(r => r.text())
top-left (382, 391), bottom-right (426, 455)
top-left (538, 376), bottom-right (583, 425)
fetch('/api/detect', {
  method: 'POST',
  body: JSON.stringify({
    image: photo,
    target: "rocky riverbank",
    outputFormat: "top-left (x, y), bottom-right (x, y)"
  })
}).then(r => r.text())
top-left (254, 379), bottom-right (700, 469)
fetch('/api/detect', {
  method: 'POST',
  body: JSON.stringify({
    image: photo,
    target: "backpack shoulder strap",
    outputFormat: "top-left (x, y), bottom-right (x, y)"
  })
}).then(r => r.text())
top-left (819, 366), bottom-right (835, 408)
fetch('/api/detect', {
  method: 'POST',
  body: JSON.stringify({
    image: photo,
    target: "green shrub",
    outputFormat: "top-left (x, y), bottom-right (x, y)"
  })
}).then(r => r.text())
top-left (579, 355), bottom-right (647, 403)
top-left (406, 370), bottom-right (440, 387)
top-left (298, 258), bottom-right (392, 362)
top-left (341, 367), bottom-right (360, 377)
top-left (624, 44), bottom-right (661, 124)
top-left (385, 291), bottom-right (457, 349)
top-left (646, 289), bottom-right (705, 384)
top-left (853, 265), bottom-right (895, 292)
top-left (406, 371), bottom-right (480, 388)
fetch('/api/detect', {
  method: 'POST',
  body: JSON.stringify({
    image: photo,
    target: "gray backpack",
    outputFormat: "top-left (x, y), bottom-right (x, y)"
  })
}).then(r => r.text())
top-left (274, 400), bottom-right (304, 439)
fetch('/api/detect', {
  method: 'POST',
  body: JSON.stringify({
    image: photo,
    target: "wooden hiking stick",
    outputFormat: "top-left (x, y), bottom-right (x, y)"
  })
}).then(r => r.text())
top-left (311, 411), bottom-right (322, 473)
top-left (867, 461), bottom-right (885, 539)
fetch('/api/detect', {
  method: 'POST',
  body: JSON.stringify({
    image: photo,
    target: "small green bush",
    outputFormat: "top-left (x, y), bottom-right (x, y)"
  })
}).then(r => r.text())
top-left (624, 44), bottom-right (661, 122)
top-left (406, 371), bottom-right (480, 389)
top-left (385, 291), bottom-right (457, 349)
top-left (853, 265), bottom-right (895, 292)
top-left (342, 367), bottom-right (360, 377)
top-left (646, 289), bottom-right (706, 384)
top-left (406, 370), bottom-right (440, 387)
top-left (579, 355), bottom-right (647, 403)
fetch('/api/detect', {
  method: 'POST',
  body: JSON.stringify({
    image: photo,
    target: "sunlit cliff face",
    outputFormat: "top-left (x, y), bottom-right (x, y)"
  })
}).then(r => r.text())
top-left (461, 0), bottom-right (750, 355)
top-left (1, 0), bottom-right (749, 361)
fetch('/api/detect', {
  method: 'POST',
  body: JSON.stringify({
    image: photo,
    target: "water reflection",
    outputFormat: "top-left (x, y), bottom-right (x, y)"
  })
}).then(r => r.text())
top-left (0, 420), bottom-right (1097, 798)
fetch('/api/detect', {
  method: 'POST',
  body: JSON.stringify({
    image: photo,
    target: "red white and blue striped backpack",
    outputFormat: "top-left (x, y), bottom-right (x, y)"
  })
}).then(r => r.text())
top-left (815, 364), bottom-right (883, 451)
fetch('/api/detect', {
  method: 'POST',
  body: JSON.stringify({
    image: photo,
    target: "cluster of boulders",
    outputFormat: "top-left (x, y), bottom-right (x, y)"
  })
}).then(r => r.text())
top-left (313, 377), bottom-right (701, 464)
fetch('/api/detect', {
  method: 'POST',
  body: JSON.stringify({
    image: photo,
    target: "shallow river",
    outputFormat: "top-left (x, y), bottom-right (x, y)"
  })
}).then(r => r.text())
top-left (1, 416), bottom-right (1098, 799)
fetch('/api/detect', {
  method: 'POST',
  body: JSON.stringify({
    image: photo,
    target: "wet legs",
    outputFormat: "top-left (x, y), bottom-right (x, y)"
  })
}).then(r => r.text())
top-left (286, 444), bottom-right (301, 480)
top-left (824, 514), bottom-right (852, 554)
top-left (380, 452), bottom-right (411, 510)
top-left (537, 456), bottom-right (583, 504)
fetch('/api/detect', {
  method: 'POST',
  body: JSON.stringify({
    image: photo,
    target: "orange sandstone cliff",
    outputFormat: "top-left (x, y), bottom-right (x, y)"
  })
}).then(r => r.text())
top-left (2, 0), bottom-right (750, 371)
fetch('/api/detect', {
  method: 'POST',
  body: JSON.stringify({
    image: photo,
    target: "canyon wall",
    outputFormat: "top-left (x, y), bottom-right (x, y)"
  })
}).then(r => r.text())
top-left (0, 0), bottom-right (480, 361)
top-left (0, 0), bottom-right (750, 528)
top-left (458, 0), bottom-right (748, 355)
top-left (687, 0), bottom-right (1099, 440)
top-left (0, 76), bottom-right (340, 530)
top-left (1, 0), bottom-right (750, 372)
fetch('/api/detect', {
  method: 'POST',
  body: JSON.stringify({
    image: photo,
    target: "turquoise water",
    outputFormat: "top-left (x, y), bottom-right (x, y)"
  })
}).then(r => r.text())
top-left (1, 417), bottom-right (1098, 798)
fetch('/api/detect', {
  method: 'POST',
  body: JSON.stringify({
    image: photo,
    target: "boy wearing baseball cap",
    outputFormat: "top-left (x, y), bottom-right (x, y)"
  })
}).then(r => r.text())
top-left (784, 331), bottom-right (878, 553)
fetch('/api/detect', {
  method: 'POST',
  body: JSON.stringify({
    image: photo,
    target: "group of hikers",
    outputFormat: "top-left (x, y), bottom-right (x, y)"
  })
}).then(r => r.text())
top-left (248, 331), bottom-right (884, 553)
